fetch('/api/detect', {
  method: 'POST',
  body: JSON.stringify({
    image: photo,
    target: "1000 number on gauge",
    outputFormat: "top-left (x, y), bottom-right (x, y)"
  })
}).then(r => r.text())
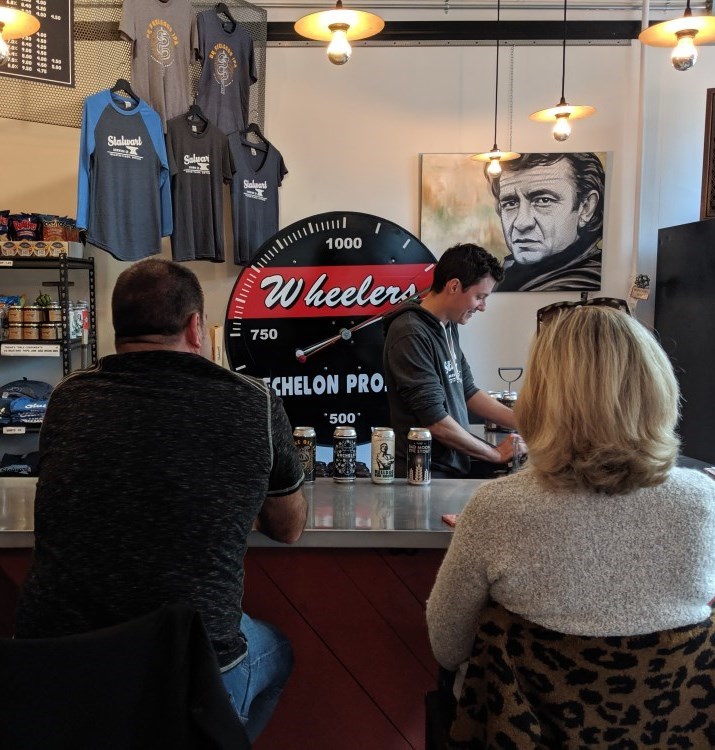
top-left (225, 212), bottom-right (436, 445)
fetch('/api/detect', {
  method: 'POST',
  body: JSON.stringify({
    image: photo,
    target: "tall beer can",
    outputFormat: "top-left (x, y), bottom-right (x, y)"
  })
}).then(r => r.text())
top-left (333, 426), bottom-right (357, 482)
top-left (407, 427), bottom-right (432, 485)
top-left (293, 426), bottom-right (316, 482)
top-left (371, 427), bottom-right (396, 484)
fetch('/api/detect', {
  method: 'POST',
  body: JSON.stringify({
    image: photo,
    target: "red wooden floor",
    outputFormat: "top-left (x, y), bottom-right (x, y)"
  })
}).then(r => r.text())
top-left (0, 546), bottom-right (444, 749)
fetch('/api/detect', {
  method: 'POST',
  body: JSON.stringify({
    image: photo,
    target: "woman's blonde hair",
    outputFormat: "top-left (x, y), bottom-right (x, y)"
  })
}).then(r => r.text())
top-left (515, 306), bottom-right (680, 494)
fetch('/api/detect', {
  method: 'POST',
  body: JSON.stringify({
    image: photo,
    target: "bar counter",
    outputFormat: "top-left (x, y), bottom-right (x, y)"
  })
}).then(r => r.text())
top-left (0, 476), bottom-right (484, 550)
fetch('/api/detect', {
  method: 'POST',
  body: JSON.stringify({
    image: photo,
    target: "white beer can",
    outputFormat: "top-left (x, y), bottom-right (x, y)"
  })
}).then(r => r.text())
top-left (371, 427), bottom-right (396, 484)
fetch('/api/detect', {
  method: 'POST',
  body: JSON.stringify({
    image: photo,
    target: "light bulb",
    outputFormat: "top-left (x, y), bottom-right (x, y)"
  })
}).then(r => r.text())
top-left (553, 114), bottom-right (571, 142)
top-left (487, 157), bottom-right (502, 178)
top-left (327, 23), bottom-right (351, 65)
top-left (0, 35), bottom-right (10, 67)
top-left (671, 32), bottom-right (697, 71)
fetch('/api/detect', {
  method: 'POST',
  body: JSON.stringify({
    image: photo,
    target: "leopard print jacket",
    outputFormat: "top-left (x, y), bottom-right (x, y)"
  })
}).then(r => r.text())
top-left (449, 599), bottom-right (715, 749)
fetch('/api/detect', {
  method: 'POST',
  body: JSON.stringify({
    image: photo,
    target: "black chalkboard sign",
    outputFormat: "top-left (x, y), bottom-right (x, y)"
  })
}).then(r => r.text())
top-left (0, 0), bottom-right (74, 87)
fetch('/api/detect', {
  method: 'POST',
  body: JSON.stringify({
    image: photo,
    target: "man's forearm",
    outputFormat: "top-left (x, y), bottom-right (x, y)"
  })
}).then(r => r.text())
top-left (467, 390), bottom-right (518, 430)
top-left (427, 416), bottom-right (504, 463)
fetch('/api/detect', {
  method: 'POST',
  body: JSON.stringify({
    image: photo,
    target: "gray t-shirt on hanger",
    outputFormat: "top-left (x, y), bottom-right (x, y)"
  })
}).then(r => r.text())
top-left (196, 8), bottom-right (257, 135)
top-left (228, 132), bottom-right (287, 265)
top-left (119, 0), bottom-right (198, 131)
top-left (166, 113), bottom-right (235, 262)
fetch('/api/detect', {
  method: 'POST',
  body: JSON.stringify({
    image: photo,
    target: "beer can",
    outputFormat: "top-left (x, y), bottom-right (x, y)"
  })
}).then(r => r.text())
top-left (333, 426), bottom-right (357, 482)
top-left (371, 427), bottom-right (396, 484)
top-left (293, 426), bottom-right (316, 483)
top-left (407, 427), bottom-right (432, 485)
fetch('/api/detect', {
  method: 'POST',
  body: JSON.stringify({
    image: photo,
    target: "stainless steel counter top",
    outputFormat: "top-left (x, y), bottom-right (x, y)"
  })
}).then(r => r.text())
top-left (0, 476), bottom-right (482, 550)
top-left (0, 478), bottom-right (35, 549)
top-left (251, 477), bottom-right (483, 548)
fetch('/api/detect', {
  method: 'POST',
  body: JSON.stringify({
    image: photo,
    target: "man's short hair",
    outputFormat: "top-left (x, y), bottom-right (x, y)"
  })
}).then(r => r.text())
top-left (489, 153), bottom-right (605, 240)
top-left (112, 258), bottom-right (204, 340)
top-left (431, 243), bottom-right (504, 292)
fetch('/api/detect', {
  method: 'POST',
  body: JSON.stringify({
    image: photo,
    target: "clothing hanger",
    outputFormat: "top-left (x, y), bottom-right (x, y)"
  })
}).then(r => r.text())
top-left (110, 78), bottom-right (140, 105)
top-left (215, 3), bottom-right (237, 30)
top-left (187, 102), bottom-right (209, 129)
top-left (240, 122), bottom-right (269, 150)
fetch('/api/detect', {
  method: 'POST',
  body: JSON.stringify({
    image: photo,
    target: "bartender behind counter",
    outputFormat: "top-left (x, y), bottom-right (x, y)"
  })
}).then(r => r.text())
top-left (383, 243), bottom-right (524, 479)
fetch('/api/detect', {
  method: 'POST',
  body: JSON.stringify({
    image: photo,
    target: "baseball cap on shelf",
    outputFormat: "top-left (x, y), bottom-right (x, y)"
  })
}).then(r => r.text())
top-left (0, 378), bottom-right (53, 401)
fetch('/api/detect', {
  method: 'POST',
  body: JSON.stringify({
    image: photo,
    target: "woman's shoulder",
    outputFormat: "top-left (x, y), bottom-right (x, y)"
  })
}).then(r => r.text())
top-left (659, 466), bottom-right (715, 498)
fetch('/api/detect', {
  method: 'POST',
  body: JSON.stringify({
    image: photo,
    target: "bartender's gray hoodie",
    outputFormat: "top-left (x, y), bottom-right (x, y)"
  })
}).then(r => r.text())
top-left (382, 301), bottom-right (479, 477)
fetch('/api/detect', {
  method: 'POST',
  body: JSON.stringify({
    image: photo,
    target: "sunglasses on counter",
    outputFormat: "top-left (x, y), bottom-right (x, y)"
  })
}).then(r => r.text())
top-left (536, 295), bottom-right (631, 333)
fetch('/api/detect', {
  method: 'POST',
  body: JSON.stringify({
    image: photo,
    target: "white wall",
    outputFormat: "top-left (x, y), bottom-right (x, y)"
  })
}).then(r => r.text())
top-left (1, 38), bottom-right (712, 395)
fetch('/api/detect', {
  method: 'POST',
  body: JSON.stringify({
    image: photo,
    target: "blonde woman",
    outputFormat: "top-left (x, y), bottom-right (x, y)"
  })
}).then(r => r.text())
top-left (427, 304), bottom-right (715, 672)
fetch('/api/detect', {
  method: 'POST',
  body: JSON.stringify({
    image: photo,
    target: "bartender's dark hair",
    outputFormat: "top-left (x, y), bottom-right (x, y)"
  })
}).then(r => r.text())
top-left (431, 243), bottom-right (504, 292)
top-left (113, 258), bottom-right (204, 341)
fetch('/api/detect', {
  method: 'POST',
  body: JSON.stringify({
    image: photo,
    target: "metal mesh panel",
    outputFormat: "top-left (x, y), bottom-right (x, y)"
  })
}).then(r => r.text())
top-left (0, 0), bottom-right (266, 130)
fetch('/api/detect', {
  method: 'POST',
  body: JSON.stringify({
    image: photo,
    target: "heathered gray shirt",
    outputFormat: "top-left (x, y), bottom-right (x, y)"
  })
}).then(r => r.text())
top-left (427, 467), bottom-right (715, 671)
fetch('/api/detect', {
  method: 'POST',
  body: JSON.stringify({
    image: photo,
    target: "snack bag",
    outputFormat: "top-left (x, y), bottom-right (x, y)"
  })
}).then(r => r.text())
top-left (39, 214), bottom-right (66, 242)
top-left (9, 213), bottom-right (41, 240)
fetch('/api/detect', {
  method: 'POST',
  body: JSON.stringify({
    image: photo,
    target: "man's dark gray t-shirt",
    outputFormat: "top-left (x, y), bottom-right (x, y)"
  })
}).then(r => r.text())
top-left (228, 134), bottom-right (287, 265)
top-left (15, 351), bottom-right (304, 668)
top-left (196, 9), bottom-right (257, 136)
top-left (166, 114), bottom-right (235, 262)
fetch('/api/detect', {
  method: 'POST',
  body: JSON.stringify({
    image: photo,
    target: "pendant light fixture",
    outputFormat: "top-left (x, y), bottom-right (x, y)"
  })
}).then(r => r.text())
top-left (639, 0), bottom-right (715, 72)
top-left (294, 0), bottom-right (384, 66)
top-left (472, 0), bottom-right (519, 179)
top-left (0, 5), bottom-right (40, 67)
top-left (529, 0), bottom-right (595, 142)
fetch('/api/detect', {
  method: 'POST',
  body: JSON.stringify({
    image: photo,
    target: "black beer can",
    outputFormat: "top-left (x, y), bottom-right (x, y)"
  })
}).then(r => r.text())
top-left (293, 426), bottom-right (316, 482)
top-left (333, 426), bottom-right (357, 482)
top-left (407, 427), bottom-right (432, 485)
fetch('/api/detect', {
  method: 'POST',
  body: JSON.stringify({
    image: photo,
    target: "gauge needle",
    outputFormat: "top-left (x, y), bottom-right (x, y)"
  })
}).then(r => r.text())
top-left (295, 288), bottom-right (429, 363)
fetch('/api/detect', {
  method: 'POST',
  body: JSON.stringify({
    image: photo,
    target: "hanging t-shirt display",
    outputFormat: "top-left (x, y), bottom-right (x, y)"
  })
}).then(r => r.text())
top-left (196, 8), bottom-right (257, 135)
top-left (228, 130), bottom-right (287, 266)
top-left (165, 112), bottom-right (235, 262)
top-left (77, 90), bottom-right (172, 261)
top-left (119, 0), bottom-right (198, 131)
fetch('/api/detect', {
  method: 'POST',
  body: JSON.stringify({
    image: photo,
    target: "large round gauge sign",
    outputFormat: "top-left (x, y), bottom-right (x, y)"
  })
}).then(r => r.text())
top-left (225, 212), bottom-right (436, 446)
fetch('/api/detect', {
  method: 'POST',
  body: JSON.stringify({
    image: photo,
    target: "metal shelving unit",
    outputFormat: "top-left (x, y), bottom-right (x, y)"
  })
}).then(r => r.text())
top-left (1, 254), bottom-right (97, 437)
top-left (1, 255), bottom-right (97, 377)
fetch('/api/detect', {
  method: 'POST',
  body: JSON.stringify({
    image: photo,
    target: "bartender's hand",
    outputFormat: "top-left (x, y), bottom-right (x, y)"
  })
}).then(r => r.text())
top-left (494, 433), bottom-right (527, 464)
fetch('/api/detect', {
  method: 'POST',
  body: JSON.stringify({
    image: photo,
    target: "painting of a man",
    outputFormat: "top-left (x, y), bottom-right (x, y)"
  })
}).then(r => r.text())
top-left (420, 151), bottom-right (607, 293)
top-left (490, 153), bottom-right (605, 292)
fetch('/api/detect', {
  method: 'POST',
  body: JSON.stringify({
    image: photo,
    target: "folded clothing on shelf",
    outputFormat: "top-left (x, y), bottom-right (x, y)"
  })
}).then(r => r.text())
top-left (0, 451), bottom-right (40, 476)
top-left (0, 378), bottom-right (53, 425)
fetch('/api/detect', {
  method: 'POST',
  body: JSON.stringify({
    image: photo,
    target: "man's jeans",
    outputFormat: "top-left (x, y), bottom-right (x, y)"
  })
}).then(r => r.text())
top-left (221, 614), bottom-right (294, 742)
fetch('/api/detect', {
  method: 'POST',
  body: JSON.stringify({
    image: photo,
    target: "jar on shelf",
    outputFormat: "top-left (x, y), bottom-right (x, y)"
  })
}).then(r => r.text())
top-left (40, 322), bottom-right (60, 340)
top-left (7, 305), bottom-right (24, 323)
top-left (7, 323), bottom-right (24, 340)
top-left (45, 302), bottom-right (62, 322)
top-left (22, 306), bottom-right (43, 323)
top-left (23, 322), bottom-right (40, 340)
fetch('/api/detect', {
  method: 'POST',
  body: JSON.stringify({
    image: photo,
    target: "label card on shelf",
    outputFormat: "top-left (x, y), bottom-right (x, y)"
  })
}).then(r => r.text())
top-left (0, 343), bottom-right (61, 357)
top-left (0, 261), bottom-right (12, 267)
top-left (3, 426), bottom-right (27, 435)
